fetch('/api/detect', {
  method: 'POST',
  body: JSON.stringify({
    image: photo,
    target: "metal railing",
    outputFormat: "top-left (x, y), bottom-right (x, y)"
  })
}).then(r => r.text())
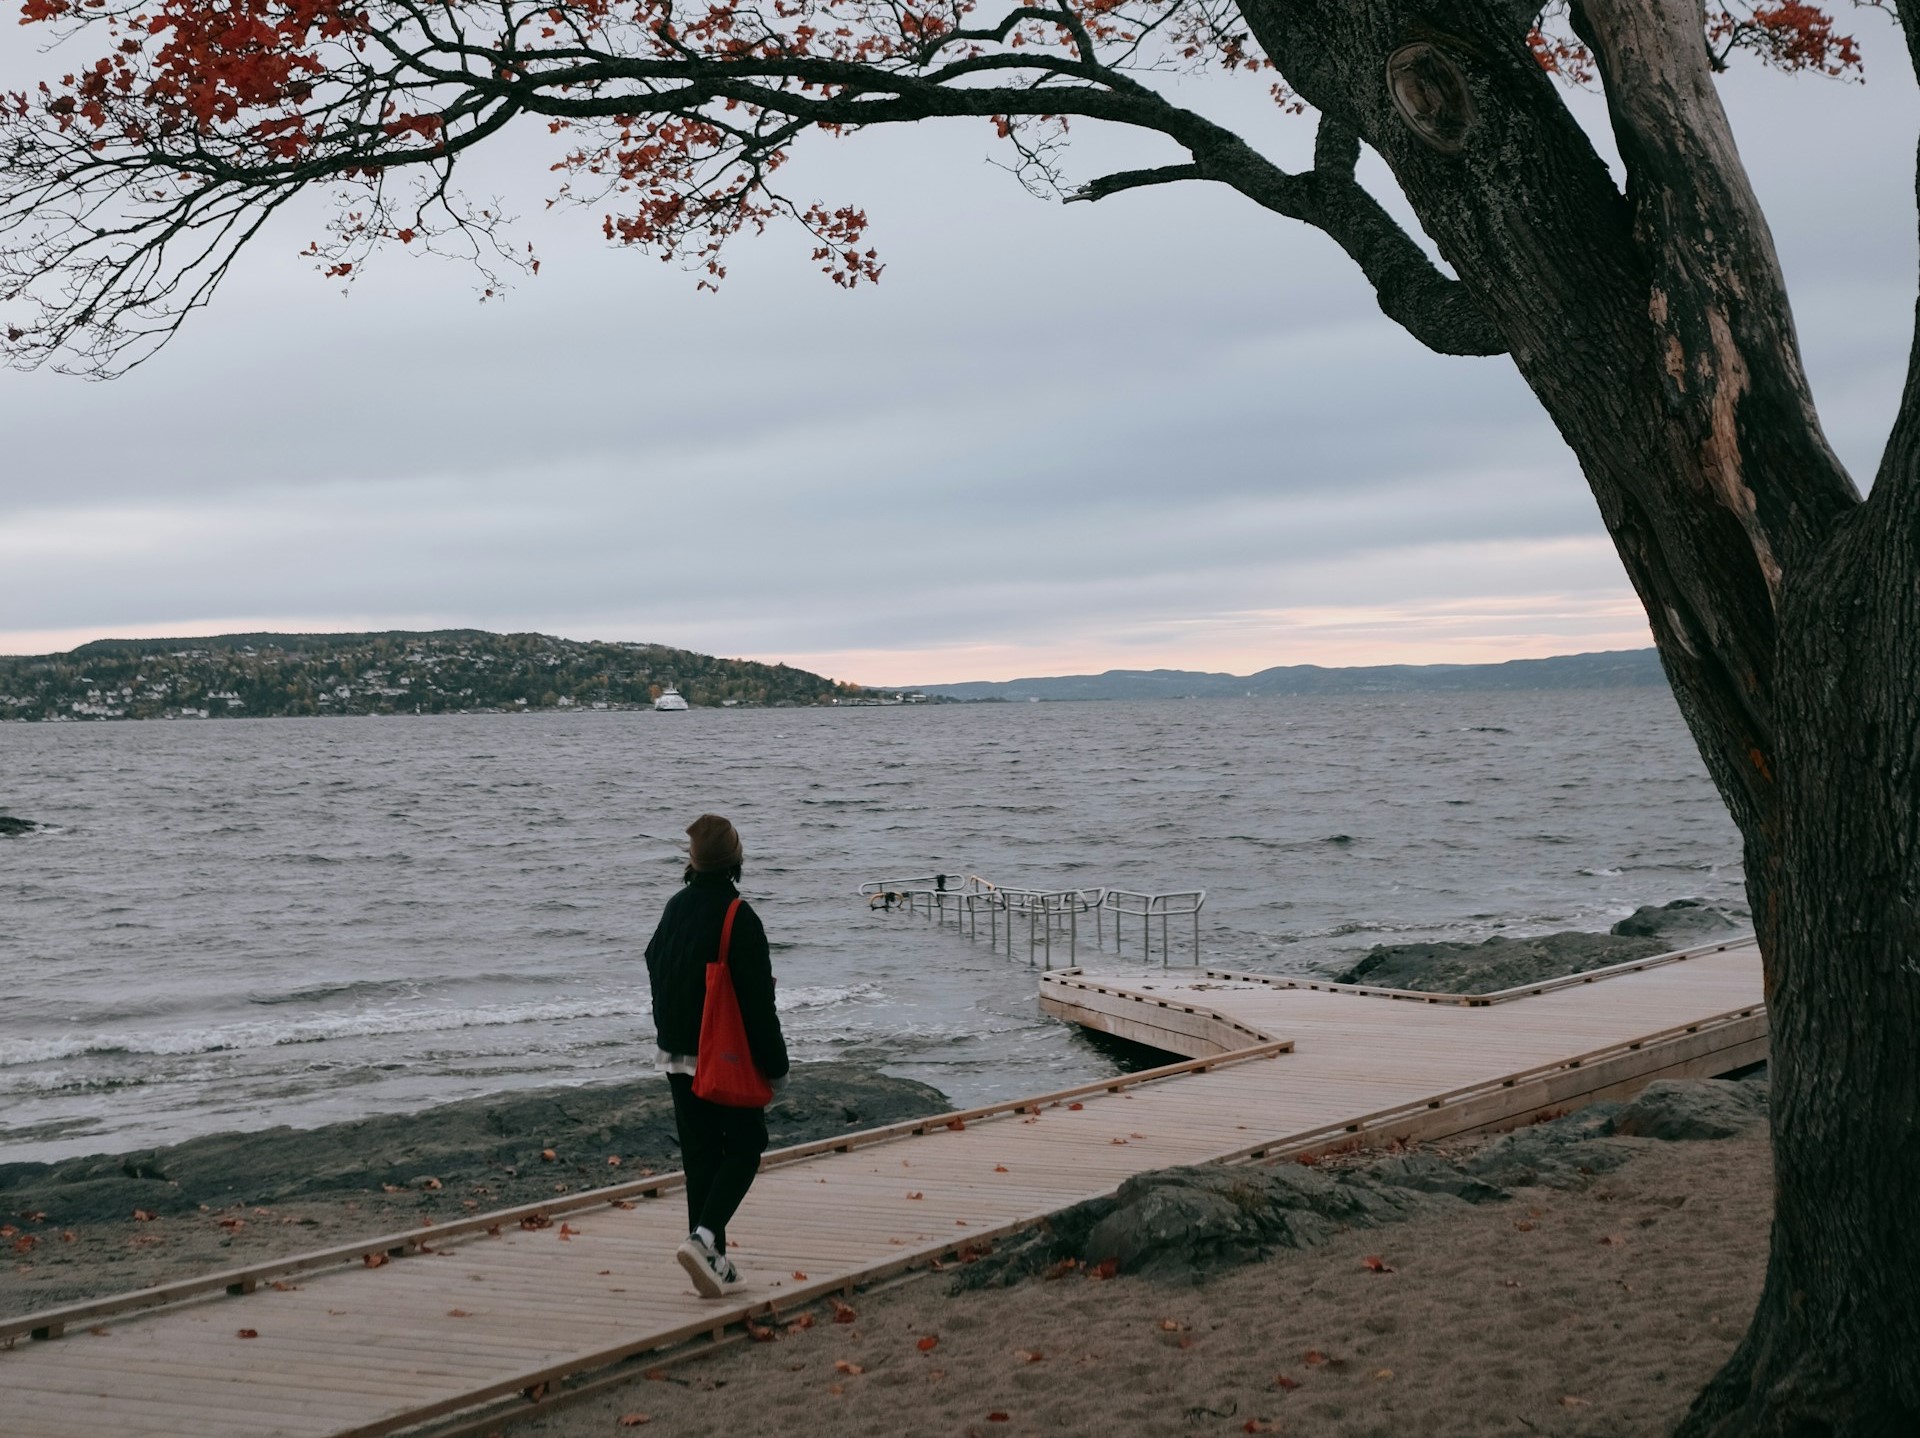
top-left (860, 873), bottom-right (1207, 969)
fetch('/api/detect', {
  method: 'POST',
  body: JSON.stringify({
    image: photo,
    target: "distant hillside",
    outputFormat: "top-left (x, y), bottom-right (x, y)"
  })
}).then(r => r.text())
top-left (0, 630), bottom-right (861, 720)
top-left (916, 649), bottom-right (1668, 701)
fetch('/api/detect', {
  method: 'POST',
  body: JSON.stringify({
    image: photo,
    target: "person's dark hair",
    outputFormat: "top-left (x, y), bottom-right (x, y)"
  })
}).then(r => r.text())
top-left (684, 861), bottom-right (743, 885)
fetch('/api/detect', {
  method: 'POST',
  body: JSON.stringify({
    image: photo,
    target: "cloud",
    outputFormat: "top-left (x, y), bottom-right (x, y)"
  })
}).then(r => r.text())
top-left (1, 15), bottom-right (1913, 678)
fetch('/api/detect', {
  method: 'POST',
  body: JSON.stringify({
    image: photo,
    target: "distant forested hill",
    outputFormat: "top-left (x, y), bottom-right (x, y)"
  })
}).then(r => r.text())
top-left (0, 631), bottom-right (859, 720)
top-left (916, 649), bottom-right (1668, 701)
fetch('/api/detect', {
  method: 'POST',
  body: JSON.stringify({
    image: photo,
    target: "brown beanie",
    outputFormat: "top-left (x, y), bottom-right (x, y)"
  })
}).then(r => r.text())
top-left (686, 813), bottom-right (744, 873)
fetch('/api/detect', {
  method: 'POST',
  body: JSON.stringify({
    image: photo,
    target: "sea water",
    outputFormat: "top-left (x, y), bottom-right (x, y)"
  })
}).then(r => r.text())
top-left (0, 692), bottom-right (1743, 1162)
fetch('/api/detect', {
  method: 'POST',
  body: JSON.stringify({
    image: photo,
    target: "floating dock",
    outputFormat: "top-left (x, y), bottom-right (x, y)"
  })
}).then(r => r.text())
top-left (0, 936), bottom-right (1764, 1437)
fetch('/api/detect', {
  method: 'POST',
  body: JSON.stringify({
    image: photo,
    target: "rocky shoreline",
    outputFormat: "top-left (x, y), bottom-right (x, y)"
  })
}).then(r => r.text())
top-left (0, 1063), bottom-right (949, 1315)
top-left (1328, 897), bottom-right (1749, 994)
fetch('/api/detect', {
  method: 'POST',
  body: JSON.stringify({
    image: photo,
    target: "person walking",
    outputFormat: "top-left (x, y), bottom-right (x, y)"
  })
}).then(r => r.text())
top-left (645, 813), bottom-right (789, 1297)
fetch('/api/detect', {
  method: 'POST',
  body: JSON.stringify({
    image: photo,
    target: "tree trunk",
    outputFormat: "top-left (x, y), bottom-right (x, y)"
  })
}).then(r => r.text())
top-left (1673, 343), bottom-right (1920, 1438)
top-left (1239, 2), bottom-right (1920, 1432)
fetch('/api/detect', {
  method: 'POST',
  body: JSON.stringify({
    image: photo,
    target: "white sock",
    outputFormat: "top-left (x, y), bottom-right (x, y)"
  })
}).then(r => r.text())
top-left (694, 1226), bottom-right (716, 1249)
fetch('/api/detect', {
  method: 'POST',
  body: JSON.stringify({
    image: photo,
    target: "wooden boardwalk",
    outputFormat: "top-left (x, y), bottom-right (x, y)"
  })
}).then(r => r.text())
top-left (0, 937), bottom-right (1764, 1438)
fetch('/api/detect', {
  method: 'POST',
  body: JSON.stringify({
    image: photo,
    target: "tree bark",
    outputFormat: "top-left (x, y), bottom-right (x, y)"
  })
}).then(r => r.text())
top-left (1238, 2), bottom-right (1919, 1432)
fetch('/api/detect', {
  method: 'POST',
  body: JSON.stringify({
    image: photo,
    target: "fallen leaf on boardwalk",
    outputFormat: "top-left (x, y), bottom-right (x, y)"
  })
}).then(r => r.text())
top-left (558, 1224), bottom-right (580, 1241)
top-left (1243, 1421), bottom-right (1278, 1433)
top-left (1272, 1374), bottom-right (1300, 1392)
top-left (1014, 1350), bottom-right (1044, 1363)
top-left (745, 1321), bottom-right (778, 1343)
top-left (1560, 1396), bottom-right (1592, 1408)
top-left (1110, 1138), bottom-right (1129, 1146)
top-left (1362, 1255), bottom-right (1393, 1273)
top-left (1067, 1102), bottom-right (1084, 1111)
top-left (132, 1210), bottom-right (155, 1222)
top-left (270, 1281), bottom-right (299, 1292)
top-left (829, 1298), bottom-right (857, 1324)
top-left (955, 1219), bottom-right (969, 1227)
top-left (888, 1238), bottom-right (905, 1246)
top-left (520, 1214), bottom-right (553, 1231)
top-left (446, 1309), bottom-right (471, 1318)
top-left (906, 1191), bottom-right (924, 1200)
top-left (1088, 1258), bottom-right (1118, 1280)
top-left (362, 1252), bottom-right (390, 1268)
top-left (834, 1360), bottom-right (864, 1375)
top-left (607, 1156), bottom-right (622, 1167)
top-left (1129, 1133), bottom-right (1146, 1140)
top-left (994, 1164), bottom-right (1009, 1173)
top-left (540, 1149), bottom-right (557, 1162)
top-left (487, 1225), bottom-right (503, 1237)
top-left (1304, 1350), bottom-right (1328, 1367)
top-left (792, 1270), bottom-right (808, 1281)
top-left (235, 1329), bottom-right (258, 1339)
top-left (597, 1270), bottom-right (611, 1276)
top-left (611, 1200), bottom-right (636, 1211)
top-left (617, 1414), bottom-right (651, 1426)
top-left (946, 1118), bottom-right (966, 1131)
top-left (917, 1336), bottom-right (939, 1352)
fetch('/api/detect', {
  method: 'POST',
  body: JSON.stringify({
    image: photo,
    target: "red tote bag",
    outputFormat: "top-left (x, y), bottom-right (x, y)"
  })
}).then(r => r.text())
top-left (692, 898), bottom-right (774, 1109)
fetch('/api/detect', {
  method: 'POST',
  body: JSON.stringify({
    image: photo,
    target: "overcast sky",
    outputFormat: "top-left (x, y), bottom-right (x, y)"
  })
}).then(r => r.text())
top-left (2, 16), bottom-right (1915, 685)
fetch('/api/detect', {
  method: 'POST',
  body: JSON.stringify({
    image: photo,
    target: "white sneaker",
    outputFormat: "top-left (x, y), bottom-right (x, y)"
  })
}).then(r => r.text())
top-left (675, 1233), bottom-right (730, 1299)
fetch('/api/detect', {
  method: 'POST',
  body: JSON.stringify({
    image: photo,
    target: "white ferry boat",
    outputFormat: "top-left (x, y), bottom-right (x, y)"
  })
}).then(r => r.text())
top-left (653, 686), bottom-right (689, 712)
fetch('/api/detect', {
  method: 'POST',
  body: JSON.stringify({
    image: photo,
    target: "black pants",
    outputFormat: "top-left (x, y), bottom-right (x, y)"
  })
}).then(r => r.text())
top-left (667, 1073), bottom-right (768, 1255)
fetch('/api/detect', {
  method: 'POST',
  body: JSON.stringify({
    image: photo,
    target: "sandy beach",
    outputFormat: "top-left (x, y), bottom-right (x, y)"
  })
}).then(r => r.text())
top-left (523, 1122), bottom-right (1770, 1438)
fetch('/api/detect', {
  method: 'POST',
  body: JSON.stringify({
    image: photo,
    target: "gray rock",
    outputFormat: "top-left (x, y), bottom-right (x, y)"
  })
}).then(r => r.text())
top-left (1461, 1104), bottom-right (1637, 1190)
top-left (1609, 1078), bottom-right (1768, 1141)
top-left (1609, 898), bottom-right (1749, 943)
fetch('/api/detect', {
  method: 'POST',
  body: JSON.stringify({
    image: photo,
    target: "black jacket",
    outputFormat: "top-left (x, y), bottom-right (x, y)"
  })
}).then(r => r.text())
top-left (644, 872), bottom-right (790, 1082)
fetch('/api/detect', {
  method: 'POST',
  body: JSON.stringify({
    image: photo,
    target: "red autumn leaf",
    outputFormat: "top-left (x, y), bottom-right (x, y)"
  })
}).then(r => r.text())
top-left (1110, 1138), bottom-right (1129, 1145)
top-left (523, 1381), bottom-right (549, 1402)
top-left (834, 1359), bottom-right (863, 1375)
top-left (917, 1335), bottom-right (939, 1352)
top-left (558, 1223), bottom-right (580, 1241)
top-left (945, 1118), bottom-right (965, 1131)
top-left (87, 1325), bottom-right (109, 1337)
top-left (786, 1313), bottom-right (815, 1334)
top-left (269, 1281), bottom-right (299, 1292)
top-left (987, 1414), bottom-right (1011, 1424)
top-left (446, 1308), bottom-right (470, 1318)
top-left (993, 1164), bottom-right (1009, 1173)
top-left (829, 1297), bottom-right (857, 1324)
top-left (745, 1320), bottom-right (778, 1342)
top-left (906, 1191), bottom-right (924, 1200)
top-left (607, 1155), bottom-right (622, 1167)
top-left (540, 1148), bottom-right (557, 1162)
top-left (1273, 1374), bottom-right (1301, 1392)
top-left (362, 1251), bottom-right (389, 1268)
top-left (12, 1236), bottom-right (36, 1253)
top-left (618, 1416), bottom-right (651, 1427)
top-left (132, 1210), bottom-right (155, 1222)
top-left (611, 1200), bottom-right (636, 1210)
top-left (59, 1231), bottom-right (77, 1244)
top-left (235, 1328), bottom-right (258, 1339)
top-left (520, 1213), bottom-right (553, 1230)
top-left (0, 1226), bottom-right (13, 1238)
top-left (1304, 1349), bottom-right (1328, 1366)
top-left (422, 1177), bottom-right (443, 1190)
top-left (1088, 1258), bottom-right (1118, 1280)
top-left (486, 1224), bottom-right (503, 1237)
top-left (217, 1216), bottom-right (244, 1230)
top-left (1067, 1102), bottom-right (1084, 1111)
top-left (1362, 1255), bottom-right (1393, 1273)
top-left (1014, 1349), bottom-right (1044, 1363)
top-left (792, 1270), bottom-right (808, 1281)
top-left (1243, 1421), bottom-right (1278, 1434)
